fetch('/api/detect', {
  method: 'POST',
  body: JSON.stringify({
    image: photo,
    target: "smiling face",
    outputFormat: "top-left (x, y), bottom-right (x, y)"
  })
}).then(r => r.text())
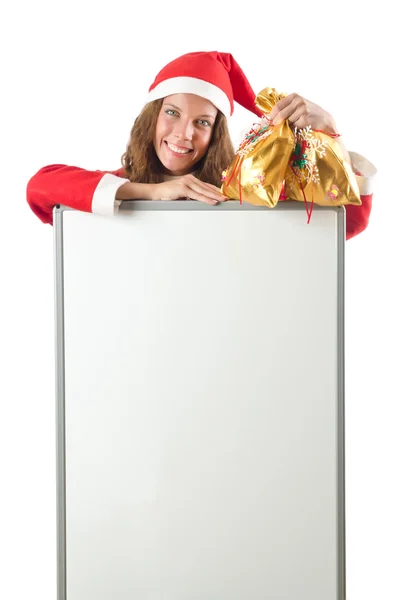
top-left (153, 93), bottom-right (218, 176)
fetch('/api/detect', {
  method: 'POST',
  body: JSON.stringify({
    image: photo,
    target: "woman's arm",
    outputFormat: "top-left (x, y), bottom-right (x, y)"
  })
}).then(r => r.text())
top-left (26, 164), bottom-right (129, 225)
top-left (117, 175), bottom-right (226, 204)
top-left (115, 181), bottom-right (156, 200)
top-left (345, 152), bottom-right (376, 240)
top-left (27, 166), bottom-right (227, 225)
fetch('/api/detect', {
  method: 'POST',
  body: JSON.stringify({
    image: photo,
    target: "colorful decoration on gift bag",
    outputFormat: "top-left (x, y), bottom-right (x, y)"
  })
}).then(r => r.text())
top-left (285, 125), bottom-right (362, 223)
top-left (221, 119), bottom-right (274, 204)
top-left (286, 126), bottom-right (327, 222)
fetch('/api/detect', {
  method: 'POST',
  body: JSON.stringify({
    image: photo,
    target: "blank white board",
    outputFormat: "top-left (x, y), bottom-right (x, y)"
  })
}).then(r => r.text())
top-left (54, 201), bottom-right (345, 600)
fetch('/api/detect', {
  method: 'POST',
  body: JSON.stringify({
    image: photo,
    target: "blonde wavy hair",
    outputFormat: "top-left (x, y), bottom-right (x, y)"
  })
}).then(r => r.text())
top-left (121, 99), bottom-right (235, 186)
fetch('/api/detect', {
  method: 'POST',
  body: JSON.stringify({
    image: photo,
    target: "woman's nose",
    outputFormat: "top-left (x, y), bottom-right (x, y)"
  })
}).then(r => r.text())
top-left (173, 120), bottom-right (194, 140)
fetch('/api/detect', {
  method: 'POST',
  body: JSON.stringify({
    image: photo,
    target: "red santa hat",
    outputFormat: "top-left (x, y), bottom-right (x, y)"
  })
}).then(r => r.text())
top-left (146, 51), bottom-right (263, 118)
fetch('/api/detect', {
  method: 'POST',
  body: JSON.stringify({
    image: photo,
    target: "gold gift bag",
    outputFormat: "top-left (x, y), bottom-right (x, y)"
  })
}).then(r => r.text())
top-left (284, 126), bottom-right (362, 216)
top-left (221, 88), bottom-right (295, 207)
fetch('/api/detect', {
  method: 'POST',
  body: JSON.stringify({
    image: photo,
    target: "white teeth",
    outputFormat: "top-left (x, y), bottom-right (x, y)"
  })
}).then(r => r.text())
top-left (167, 142), bottom-right (190, 154)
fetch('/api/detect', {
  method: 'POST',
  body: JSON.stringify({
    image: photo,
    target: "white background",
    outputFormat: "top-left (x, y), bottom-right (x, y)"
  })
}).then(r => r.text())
top-left (0, 1), bottom-right (395, 599)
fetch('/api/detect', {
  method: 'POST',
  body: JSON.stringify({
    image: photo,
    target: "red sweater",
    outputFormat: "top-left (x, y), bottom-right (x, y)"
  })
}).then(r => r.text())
top-left (26, 161), bottom-right (374, 240)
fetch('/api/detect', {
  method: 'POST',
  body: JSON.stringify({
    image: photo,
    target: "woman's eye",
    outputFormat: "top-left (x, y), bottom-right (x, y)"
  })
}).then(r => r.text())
top-left (197, 119), bottom-right (210, 127)
top-left (165, 109), bottom-right (178, 116)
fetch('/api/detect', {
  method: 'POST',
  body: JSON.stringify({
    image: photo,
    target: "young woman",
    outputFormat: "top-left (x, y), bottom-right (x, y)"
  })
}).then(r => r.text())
top-left (26, 51), bottom-right (376, 240)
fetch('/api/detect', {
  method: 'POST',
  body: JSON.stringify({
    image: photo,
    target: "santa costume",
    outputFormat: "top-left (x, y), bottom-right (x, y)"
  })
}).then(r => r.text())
top-left (26, 51), bottom-right (376, 240)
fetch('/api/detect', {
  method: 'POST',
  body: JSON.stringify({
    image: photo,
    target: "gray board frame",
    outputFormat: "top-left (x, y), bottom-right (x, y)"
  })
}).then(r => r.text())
top-left (53, 201), bottom-right (346, 600)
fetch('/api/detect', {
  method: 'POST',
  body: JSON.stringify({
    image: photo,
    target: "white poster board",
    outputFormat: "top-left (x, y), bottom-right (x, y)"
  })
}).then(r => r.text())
top-left (54, 201), bottom-right (345, 600)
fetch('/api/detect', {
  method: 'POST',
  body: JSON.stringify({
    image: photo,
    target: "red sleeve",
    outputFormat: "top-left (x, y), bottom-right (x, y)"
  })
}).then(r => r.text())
top-left (26, 164), bottom-right (125, 225)
top-left (345, 193), bottom-right (373, 240)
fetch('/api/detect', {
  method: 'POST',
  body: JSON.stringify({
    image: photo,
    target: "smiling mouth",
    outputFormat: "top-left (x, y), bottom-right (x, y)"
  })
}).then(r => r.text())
top-left (165, 141), bottom-right (193, 155)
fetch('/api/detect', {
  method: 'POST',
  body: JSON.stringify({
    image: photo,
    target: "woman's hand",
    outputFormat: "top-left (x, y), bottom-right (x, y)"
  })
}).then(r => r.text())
top-left (268, 93), bottom-right (338, 133)
top-left (151, 174), bottom-right (227, 205)
top-left (266, 93), bottom-right (352, 165)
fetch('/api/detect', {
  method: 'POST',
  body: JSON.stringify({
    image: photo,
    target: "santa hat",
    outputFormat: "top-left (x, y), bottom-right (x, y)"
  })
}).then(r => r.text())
top-left (146, 51), bottom-right (263, 118)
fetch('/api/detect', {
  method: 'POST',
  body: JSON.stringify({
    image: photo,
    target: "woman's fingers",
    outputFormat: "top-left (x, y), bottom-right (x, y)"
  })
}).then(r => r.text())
top-left (269, 94), bottom-right (296, 124)
top-left (188, 190), bottom-right (219, 205)
top-left (186, 178), bottom-right (227, 204)
top-left (203, 181), bottom-right (228, 198)
top-left (269, 93), bottom-right (334, 131)
top-left (287, 105), bottom-right (307, 129)
top-left (154, 175), bottom-right (227, 204)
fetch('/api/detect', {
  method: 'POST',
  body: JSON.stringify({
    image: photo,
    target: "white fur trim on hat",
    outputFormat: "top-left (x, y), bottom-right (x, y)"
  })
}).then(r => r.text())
top-left (146, 76), bottom-right (231, 116)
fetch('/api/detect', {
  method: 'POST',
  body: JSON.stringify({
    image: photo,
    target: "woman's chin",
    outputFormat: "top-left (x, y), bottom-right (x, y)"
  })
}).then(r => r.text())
top-left (159, 155), bottom-right (196, 176)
